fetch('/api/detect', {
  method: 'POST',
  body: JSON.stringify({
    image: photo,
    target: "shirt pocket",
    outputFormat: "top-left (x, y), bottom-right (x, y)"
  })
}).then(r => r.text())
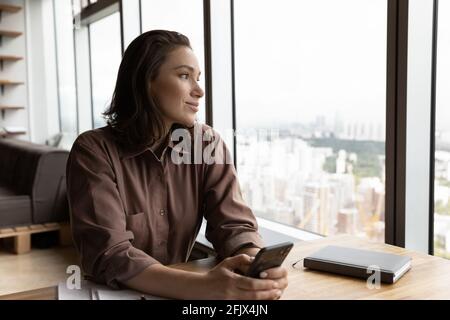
top-left (125, 212), bottom-right (149, 251)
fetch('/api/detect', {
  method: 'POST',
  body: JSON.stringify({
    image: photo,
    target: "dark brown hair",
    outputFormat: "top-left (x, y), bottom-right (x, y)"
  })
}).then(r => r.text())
top-left (103, 30), bottom-right (191, 150)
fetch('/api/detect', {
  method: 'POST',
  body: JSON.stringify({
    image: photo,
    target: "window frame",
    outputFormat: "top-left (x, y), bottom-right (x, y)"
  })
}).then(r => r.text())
top-left (72, 0), bottom-right (121, 133)
top-left (62, 0), bottom-right (441, 250)
top-left (385, 0), bottom-right (409, 248)
top-left (403, 0), bottom-right (435, 254)
top-left (430, 0), bottom-right (440, 256)
top-left (226, 0), bottom-right (414, 246)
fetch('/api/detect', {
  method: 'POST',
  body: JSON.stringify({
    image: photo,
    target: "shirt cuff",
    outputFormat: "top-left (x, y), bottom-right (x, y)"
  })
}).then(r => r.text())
top-left (221, 231), bottom-right (265, 258)
top-left (230, 242), bottom-right (262, 256)
top-left (101, 245), bottom-right (161, 289)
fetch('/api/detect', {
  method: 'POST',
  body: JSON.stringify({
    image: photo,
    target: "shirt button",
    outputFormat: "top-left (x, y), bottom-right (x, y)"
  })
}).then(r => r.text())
top-left (160, 209), bottom-right (166, 216)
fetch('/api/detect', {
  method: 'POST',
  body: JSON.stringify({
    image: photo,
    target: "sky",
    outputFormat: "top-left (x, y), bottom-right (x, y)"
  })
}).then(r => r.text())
top-left (59, 0), bottom-right (449, 135)
top-left (233, 0), bottom-right (387, 128)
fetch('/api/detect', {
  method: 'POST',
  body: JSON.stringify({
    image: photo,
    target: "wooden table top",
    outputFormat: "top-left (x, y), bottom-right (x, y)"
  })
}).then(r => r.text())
top-left (283, 235), bottom-right (450, 299)
top-left (2, 234), bottom-right (450, 300)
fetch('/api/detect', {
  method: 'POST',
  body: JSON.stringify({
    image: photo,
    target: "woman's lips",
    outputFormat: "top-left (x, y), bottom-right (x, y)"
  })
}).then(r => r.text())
top-left (185, 102), bottom-right (199, 112)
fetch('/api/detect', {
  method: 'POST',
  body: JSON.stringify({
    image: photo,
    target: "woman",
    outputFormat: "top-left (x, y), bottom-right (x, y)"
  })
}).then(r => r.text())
top-left (66, 30), bottom-right (288, 299)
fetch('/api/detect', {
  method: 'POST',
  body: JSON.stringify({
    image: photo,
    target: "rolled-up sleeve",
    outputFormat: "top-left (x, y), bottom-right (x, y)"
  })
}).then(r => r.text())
top-left (66, 137), bottom-right (158, 288)
top-left (202, 130), bottom-right (264, 258)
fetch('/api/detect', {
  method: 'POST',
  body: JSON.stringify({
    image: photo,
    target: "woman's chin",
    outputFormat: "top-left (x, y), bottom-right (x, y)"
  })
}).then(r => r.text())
top-left (180, 117), bottom-right (197, 127)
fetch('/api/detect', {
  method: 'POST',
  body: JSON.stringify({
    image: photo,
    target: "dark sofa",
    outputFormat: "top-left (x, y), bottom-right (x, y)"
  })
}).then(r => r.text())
top-left (0, 139), bottom-right (69, 228)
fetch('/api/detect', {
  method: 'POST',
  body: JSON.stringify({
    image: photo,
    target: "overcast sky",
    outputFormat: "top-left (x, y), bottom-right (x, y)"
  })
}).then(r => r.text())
top-left (233, 0), bottom-right (387, 128)
top-left (89, 0), bottom-right (449, 134)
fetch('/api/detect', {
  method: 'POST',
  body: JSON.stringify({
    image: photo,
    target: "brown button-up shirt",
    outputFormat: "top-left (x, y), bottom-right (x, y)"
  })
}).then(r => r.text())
top-left (66, 123), bottom-right (263, 288)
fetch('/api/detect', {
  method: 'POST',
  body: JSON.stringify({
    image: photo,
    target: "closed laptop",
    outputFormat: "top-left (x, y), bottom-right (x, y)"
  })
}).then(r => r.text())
top-left (303, 245), bottom-right (412, 284)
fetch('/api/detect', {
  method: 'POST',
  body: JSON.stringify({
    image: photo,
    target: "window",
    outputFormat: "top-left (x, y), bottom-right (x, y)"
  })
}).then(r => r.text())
top-left (54, 0), bottom-right (78, 135)
top-left (234, 0), bottom-right (387, 242)
top-left (141, 0), bottom-right (206, 123)
top-left (89, 11), bottom-right (122, 128)
top-left (434, 0), bottom-right (450, 259)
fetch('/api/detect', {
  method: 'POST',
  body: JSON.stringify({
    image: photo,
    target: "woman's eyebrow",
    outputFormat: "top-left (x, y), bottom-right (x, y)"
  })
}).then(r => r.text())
top-left (174, 64), bottom-right (194, 71)
top-left (174, 65), bottom-right (201, 76)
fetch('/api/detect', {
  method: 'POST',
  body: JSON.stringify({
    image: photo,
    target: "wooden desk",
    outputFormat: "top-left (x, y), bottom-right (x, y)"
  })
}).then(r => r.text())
top-left (0, 255), bottom-right (218, 300)
top-left (284, 235), bottom-right (450, 299)
top-left (2, 235), bottom-right (450, 300)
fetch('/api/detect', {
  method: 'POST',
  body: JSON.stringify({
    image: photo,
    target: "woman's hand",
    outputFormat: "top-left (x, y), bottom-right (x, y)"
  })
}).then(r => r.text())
top-left (257, 266), bottom-right (288, 299)
top-left (233, 247), bottom-right (289, 299)
top-left (197, 254), bottom-right (283, 300)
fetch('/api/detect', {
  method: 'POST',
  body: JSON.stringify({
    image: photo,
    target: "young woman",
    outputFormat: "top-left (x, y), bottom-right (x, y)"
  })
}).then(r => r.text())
top-left (66, 30), bottom-right (288, 300)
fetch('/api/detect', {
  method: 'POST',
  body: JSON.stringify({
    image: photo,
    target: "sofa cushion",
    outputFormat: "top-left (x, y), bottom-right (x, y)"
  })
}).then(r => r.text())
top-left (0, 184), bottom-right (32, 228)
top-left (0, 144), bottom-right (20, 187)
top-left (0, 184), bottom-right (16, 197)
top-left (30, 152), bottom-right (69, 224)
top-left (0, 139), bottom-right (69, 226)
top-left (7, 140), bottom-right (66, 195)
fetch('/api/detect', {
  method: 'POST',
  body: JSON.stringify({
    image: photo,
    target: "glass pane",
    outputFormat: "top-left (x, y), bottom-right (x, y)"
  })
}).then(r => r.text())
top-left (234, 0), bottom-right (387, 242)
top-left (54, 0), bottom-right (78, 136)
top-left (141, 0), bottom-right (206, 124)
top-left (72, 0), bottom-right (81, 16)
top-left (89, 12), bottom-right (122, 129)
top-left (434, 0), bottom-right (450, 259)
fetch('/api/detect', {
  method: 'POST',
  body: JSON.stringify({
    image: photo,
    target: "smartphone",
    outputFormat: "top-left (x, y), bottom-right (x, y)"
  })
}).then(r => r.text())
top-left (246, 242), bottom-right (294, 278)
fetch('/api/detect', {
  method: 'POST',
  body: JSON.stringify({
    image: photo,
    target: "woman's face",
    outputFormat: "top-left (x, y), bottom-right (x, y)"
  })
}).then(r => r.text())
top-left (149, 46), bottom-right (204, 129)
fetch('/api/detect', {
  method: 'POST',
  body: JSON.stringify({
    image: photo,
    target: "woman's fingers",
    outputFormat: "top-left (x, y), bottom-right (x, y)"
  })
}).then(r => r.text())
top-left (212, 257), bottom-right (289, 300)
top-left (259, 266), bottom-right (288, 280)
top-left (234, 274), bottom-right (278, 291)
top-left (220, 254), bottom-right (254, 272)
top-left (259, 267), bottom-right (288, 290)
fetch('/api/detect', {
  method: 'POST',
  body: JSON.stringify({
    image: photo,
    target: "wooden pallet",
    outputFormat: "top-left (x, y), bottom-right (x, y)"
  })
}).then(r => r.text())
top-left (0, 222), bottom-right (72, 254)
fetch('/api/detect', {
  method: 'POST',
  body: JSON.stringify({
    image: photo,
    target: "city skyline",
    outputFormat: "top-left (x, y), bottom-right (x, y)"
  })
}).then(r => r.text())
top-left (235, 122), bottom-right (450, 258)
top-left (236, 125), bottom-right (386, 244)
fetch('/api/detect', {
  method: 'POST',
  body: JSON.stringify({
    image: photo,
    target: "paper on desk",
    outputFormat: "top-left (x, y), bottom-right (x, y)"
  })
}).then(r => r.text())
top-left (96, 288), bottom-right (166, 300)
top-left (57, 281), bottom-right (91, 300)
top-left (57, 280), bottom-right (167, 300)
top-left (3, 126), bottom-right (27, 133)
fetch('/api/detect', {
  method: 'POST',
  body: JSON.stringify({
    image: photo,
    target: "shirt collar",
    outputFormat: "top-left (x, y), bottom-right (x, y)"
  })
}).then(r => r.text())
top-left (119, 126), bottom-right (194, 160)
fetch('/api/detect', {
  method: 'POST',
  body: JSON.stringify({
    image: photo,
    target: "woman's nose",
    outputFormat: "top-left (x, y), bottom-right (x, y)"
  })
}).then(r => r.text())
top-left (192, 83), bottom-right (204, 98)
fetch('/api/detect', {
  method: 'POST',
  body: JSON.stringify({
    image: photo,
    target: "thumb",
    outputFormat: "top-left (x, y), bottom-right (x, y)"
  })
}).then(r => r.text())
top-left (221, 254), bottom-right (254, 271)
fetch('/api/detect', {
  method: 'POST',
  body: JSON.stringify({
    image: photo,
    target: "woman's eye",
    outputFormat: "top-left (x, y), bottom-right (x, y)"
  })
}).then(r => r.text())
top-left (180, 74), bottom-right (189, 79)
